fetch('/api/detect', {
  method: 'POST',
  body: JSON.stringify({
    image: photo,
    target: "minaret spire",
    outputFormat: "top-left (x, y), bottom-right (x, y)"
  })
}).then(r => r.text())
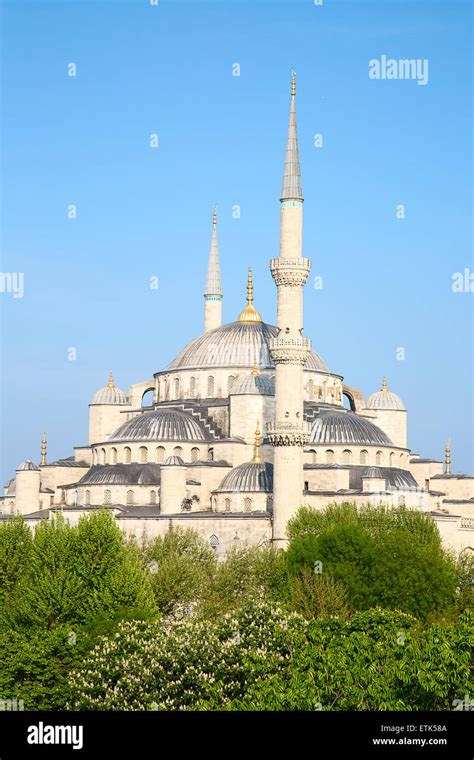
top-left (445, 437), bottom-right (451, 475)
top-left (281, 71), bottom-right (303, 202)
top-left (40, 432), bottom-right (47, 466)
top-left (269, 72), bottom-right (311, 546)
top-left (204, 206), bottom-right (223, 332)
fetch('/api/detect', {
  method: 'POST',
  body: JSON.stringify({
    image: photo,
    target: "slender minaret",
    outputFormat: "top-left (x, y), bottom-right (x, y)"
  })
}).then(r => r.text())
top-left (204, 206), bottom-right (223, 332)
top-left (269, 73), bottom-right (311, 546)
top-left (40, 432), bottom-right (47, 466)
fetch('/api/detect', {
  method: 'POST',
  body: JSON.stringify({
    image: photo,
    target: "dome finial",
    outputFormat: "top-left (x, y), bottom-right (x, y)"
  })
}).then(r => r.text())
top-left (252, 421), bottom-right (263, 463)
top-left (381, 376), bottom-right (388, 391)
top-left (238, 267), bottom-right (262, 322)
top-left (108, 371), bottom-right (115, 389)
top-left (40, 432), bottom-right (47, 466)
top-left (445, 437), bottom-right (451, 475)
top-left (251, 361), bottom-right (260, 376)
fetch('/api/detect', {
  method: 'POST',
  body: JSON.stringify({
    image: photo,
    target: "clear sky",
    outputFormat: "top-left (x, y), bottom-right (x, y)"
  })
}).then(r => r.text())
top-left (1, 0), bottom-right (472, 482)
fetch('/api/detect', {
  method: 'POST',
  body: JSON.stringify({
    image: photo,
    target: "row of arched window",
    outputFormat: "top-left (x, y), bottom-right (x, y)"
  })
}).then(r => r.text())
top-left (223, 497), bottom-right (253, 513)
top-left (100, 489), bottom-right (157, 506)
top-left (307, 449), bottom-right (406, 466)
top-left (307, 379), bottom-right (342, 402)
top-left (94, 446), bottom-right (213, 465)
top-left (157, 374), bottom-right (239, 401)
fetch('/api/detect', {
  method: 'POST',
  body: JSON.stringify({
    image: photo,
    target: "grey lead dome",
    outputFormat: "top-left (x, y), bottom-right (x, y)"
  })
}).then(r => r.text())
top-left (216, 461), bottom-right (273, 493)
top-left (166, 321), bottom-right (329, 373)
top-left (110, 408), bottom-right (208, 442)
top-left (310, 411), bottom-right (392, 446)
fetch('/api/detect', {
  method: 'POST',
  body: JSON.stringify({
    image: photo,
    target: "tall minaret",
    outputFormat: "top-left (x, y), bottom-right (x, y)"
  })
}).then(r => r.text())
top-left (204, 206), bottom-right (223, 332)
top-left (269, 73), bottom-right (311, 546)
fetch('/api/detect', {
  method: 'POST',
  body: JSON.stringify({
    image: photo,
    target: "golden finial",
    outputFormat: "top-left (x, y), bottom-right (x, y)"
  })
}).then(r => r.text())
top-left (381, 377), bottom-right (388, 392)
top-left (237, 267), bottom-right (262, 323)
top-left (108, 371), bottom-right (115, 389)
top-left (445, 437), bottom-right (451, 475)
top-left (251, 361), bottom-right (260, 376)
top-left (40, 432), bottom-right (47, 466)
top-left (291, 70), bottom-right (296, 97)
top-left (213, 205), bottom-right (217, 227)
top-left (252, 421), bottom-right (263, 463)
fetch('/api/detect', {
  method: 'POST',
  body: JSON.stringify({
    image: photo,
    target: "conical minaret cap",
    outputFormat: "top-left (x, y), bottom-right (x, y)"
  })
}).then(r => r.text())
top-left (204, 206), bottom-right (223, 297)
top-left (280, 71), bottom-right (303, 202)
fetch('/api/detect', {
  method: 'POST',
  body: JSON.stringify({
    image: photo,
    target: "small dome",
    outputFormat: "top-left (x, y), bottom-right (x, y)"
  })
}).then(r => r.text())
top-left (110, 407), bottom-right (208, 442)
top-left (362, 467), bottom-right (385, 479)
top-left (310, 411), bottom-right (392, 446)
top-left (163, 455), bottom-right (185, 466)
top-left (216, 461), bottom-right (273, 493)
top-left (91, 373), bottom-right (129, 405)
top-left (366, 378), bottom-right (405, 411)
top-left (230, 371), bottom-right (275, 396)
top-left (16, 460), bottom-right (40, 472)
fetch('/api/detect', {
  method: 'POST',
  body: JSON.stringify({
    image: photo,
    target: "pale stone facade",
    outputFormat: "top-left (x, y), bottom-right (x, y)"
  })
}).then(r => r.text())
top-left (1, 76), bottom-right (472, 556)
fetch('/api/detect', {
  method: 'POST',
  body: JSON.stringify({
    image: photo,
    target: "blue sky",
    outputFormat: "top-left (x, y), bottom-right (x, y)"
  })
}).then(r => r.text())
top-left (1, 0), bottom-right (472, 481)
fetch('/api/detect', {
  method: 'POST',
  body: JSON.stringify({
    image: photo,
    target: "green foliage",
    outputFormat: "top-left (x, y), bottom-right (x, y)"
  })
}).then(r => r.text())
top-left (283, 568), bottom-right (350, 620)
top-left (286, 503), bottom-right (459, 620)
top-left (1, 511), bottom-right (156, 632)
top-left (143, 528), bottom-right (217, 615)
top-left (0, 516), bottom-right (33, 605)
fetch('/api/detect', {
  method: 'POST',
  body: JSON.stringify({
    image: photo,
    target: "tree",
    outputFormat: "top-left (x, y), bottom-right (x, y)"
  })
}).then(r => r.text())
top-left (0, 516), bottom-right (33, 605)
top-left (285, 504), bottom-right (459, 620)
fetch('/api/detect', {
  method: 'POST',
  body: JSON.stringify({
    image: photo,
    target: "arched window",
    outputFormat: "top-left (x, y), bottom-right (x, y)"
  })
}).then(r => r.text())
top-left (360, 450), bottom-right (368, 465)
top-left (342, 449), bottom-right (352, 465)
top-left (104, 490), bottom-right (111, 505)
top-left (376, 451), bottom-right (383, 465)
top-left (209, 534), bottom-right (219, 549)
top-left (156, 446), bottom-right (165, 463)
top-left (191, 447), bottom-right (200, 462)
top-left (149, 490), bottom-right (157, 505)
top-left (126, 490), bottom-right (134, 505)
top-left (326, 449), bottom-right (335, 464)
top-left (308, 449), bottom-right (317, 464)
top-left (101, 448), bottom-right (106, 465)
top-left (124, 446), bottom-right (132, 464)
top-left (85, 490), bottom-right (91, 505)
top-left (244, 497), bottom-right (252, 512)
top-left (141, 388), bottom-right (154, 407)
top-left (224, 498), bottom-right (231, 512)
top-left (400, 452), bottom-right (404, 464)
top-left (190, 376), bottom-right (196, 398)
top-left (307, 379), bottom-right (314, 399)
top-left (389, 451), bottom-right (395, 466)
top-left (139, 446), bottom-right (148, 464)
top-left (208, 447), bottom-right (214, 462)
top-left (174, 377), bottom-right (180, 399)
top-left (207, 375), bottom-right (215, 397)
top-left (111, 447), bottom-right (117, 465)
top-left (173, 446), bottom-right (183, 458)
top-left (228, 375), bottom-right (236, 393)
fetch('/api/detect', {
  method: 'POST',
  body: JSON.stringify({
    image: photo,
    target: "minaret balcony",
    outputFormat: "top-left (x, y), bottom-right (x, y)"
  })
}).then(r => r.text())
top-left (269, 337), bottom-right (311, 365)
top-left (266, 421), bottom-right (310, 447)
top-left (270, 258), bottom-right (311, 287)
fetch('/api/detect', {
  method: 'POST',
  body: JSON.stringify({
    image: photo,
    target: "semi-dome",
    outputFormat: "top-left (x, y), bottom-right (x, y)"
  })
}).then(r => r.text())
top-left (110, 408), bottom-right (208, 442)
top-left (166, 321), bottom-right (329, 373)
top-left (163, 455), bottom-right (185, 466)
top-left (78, 463), bottom-right (162, 486)
top-left (16, 460), bottom-right (40, 471)
top-left (310, 411), bottom-right (392, 446)
top-left (216, 460), bottom-right (273, 493)
top-left (91, 373), bottom-right (129, 405)
top-left (362, 467), bottom-right (385, 479)
top-left (366, 378), bottom-right (405, 411)
top-left (230, 371), bottom-right (275, 396)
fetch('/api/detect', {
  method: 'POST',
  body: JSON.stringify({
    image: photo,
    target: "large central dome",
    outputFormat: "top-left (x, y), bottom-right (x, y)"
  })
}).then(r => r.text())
top-left (166, 321), bottom-right (329, 373)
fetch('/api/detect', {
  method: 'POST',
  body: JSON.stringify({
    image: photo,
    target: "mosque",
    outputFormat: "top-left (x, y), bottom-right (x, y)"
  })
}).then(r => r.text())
top-left (2, 76), bottom-right (473, 554)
